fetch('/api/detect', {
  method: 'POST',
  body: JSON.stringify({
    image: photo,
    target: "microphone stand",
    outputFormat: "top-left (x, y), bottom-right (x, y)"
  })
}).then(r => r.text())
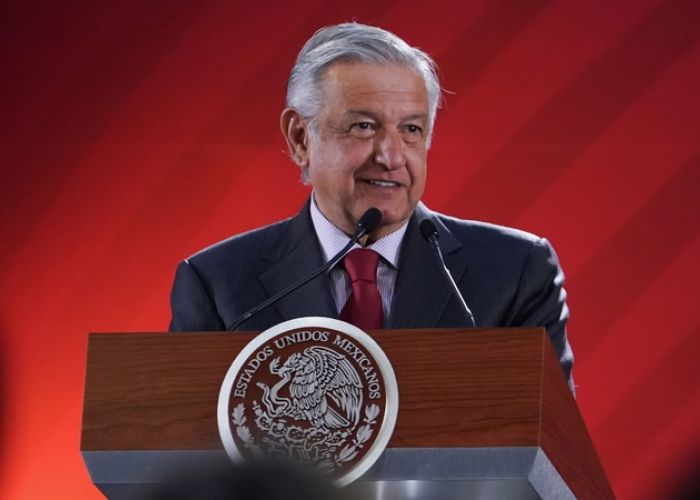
top-left (420, 219), bottom-right (476, 328)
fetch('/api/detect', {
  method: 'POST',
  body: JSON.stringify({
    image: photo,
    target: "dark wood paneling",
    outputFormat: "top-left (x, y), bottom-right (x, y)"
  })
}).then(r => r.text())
top-left (540, 337), bottom-right (614, 498)
top-left (82, 328), bottom-right (544, 450)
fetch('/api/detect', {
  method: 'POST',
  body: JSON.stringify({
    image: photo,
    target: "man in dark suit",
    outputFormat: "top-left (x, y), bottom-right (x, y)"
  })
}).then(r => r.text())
top-left (169, 23), bottom-right (574, 391)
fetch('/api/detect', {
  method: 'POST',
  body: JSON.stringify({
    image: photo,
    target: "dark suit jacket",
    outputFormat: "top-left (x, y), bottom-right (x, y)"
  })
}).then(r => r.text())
top-left (169, 201), bottom-right (574, 389)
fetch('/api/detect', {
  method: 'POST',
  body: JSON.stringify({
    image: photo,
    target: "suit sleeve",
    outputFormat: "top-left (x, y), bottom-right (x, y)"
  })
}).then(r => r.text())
top-left (169, 259), bottom-right (226, 332)
top-left (507, 238), bottom-right (575, 394)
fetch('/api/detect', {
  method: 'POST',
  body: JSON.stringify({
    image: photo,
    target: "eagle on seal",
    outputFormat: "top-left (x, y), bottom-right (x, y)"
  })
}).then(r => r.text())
top-left (257, 346), bottom-right (363, 429)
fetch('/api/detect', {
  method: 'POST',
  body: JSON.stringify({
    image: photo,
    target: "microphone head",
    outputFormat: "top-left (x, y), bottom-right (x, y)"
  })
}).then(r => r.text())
top-left (357, 208), bottom-right (383, 234)
top-left (419, 219), bottom-right (439, 242)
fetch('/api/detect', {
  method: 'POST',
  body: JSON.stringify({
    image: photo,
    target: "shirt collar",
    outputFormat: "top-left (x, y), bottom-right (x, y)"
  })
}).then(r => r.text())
top-left (309, 194), bottom-right (408, 268)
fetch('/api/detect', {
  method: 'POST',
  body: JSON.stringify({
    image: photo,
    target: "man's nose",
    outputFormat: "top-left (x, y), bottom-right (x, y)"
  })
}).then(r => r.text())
top-left (373, 130), bottom-right (406, 170)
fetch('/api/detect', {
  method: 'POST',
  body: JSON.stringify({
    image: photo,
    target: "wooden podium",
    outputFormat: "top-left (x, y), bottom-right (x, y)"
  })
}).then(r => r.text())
top-left (81, 328), bottom-right (613, 499)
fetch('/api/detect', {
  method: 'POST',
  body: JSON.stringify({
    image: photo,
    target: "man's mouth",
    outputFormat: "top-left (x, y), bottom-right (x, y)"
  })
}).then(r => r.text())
top-left (364, 179), bottom-right (401, 188)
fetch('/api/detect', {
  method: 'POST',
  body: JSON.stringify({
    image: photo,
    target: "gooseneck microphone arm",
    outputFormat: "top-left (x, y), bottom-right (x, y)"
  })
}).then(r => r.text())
top-left (228, 208), bottom-right (383, 331)
top-left (419, 219), bottom-right (476, 328)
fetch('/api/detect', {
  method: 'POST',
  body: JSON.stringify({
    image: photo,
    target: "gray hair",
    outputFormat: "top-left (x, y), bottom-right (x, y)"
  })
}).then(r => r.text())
top-left (286, 22), bottom-right (442, 142)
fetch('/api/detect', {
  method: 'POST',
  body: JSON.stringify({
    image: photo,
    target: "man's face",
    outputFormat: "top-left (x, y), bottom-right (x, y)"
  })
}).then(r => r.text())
top-left (305, 62), bottom-right (429, 238)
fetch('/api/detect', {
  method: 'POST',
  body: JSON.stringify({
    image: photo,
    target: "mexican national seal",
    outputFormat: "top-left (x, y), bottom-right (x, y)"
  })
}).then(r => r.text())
top-left (217, 317), bottom-right (398, 486)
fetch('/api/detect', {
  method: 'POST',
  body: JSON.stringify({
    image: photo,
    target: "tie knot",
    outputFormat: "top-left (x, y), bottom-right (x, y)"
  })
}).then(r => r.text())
top-left (343, 248), bottom-right (379, 283)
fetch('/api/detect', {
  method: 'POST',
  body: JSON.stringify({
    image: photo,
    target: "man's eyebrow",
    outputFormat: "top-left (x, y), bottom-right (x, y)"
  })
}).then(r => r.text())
top-left (343, 110), bottom-right (380, 120)
top-left (342, 110), bottom-right (428, 122)
top-left (400, 113), bottom-right (428, 123)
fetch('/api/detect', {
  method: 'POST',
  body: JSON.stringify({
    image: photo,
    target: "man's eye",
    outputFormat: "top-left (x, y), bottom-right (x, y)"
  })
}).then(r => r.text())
top-left (353, 122), bottom-right (374, 130)
top-left (349, 122), bottom-right (376, 137)
top-left (403, 124), bottom-right (424, 143)
top-left (405, 124), bottom-right (423, 135)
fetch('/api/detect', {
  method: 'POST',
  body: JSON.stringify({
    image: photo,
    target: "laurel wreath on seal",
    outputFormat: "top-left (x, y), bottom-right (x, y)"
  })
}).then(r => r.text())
top-left (231, 402), bottom-right (380, 468)
top-left (232, 403), bottom-right (262, 455)
top-left (334, 403), bottom-right (380, 465)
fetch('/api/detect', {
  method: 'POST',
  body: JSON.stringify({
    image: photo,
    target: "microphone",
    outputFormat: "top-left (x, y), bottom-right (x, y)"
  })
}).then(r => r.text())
top-left (228, 208), bottom-right (383, 331)
top-left (419, 219), bottom-right (476, 328)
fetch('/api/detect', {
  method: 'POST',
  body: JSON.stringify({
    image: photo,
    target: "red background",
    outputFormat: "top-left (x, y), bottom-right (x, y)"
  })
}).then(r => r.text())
top-left (2, 1), bottom-right (699, 498)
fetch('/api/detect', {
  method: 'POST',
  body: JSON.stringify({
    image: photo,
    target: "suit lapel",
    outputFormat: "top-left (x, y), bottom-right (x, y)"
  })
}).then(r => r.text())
top-left (388, 203), bottom-right (470, 328)
top-left (258, 201), bottom-right (337, 321)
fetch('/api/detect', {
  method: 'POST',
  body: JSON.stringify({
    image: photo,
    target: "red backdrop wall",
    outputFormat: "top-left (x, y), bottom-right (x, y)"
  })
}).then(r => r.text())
top-left (2, 1), bottom-right (699, 498)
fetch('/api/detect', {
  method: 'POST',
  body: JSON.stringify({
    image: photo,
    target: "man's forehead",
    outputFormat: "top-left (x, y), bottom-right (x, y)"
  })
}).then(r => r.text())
top-left (318, 62), bottom-right (429, 108)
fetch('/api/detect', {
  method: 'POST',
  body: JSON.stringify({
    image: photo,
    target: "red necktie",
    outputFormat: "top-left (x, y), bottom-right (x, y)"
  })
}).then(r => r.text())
top-left (340, 249), bottom-right (383, 330)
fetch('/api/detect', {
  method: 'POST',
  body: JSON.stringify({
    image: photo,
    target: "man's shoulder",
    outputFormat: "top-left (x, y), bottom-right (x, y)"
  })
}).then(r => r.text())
top-left (186, 217), bottom-right (294, 268)
top-left (430, 209), bottom-right (544, 251)
top-left (425, 210), bottom-right (563, 284)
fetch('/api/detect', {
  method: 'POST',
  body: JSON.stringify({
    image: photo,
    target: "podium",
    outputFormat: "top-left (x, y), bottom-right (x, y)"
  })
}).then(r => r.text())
top-left (81, 328), bottom-right (613, 499)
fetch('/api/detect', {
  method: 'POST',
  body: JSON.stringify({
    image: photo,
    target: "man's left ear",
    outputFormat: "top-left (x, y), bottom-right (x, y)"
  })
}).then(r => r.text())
top-left (280, 108), bottom-right (310, 168)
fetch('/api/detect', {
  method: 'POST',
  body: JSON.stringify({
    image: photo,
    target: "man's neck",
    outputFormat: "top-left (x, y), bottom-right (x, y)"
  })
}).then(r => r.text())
top-left (309, 194), bottom-right (409, 267)
top-left (310, 193), bottom-right (410, 243)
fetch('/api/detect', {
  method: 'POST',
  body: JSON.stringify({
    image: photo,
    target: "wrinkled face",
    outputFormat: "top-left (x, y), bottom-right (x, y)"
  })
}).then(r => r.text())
top-left (305, 62), bottom-right (429, 239)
